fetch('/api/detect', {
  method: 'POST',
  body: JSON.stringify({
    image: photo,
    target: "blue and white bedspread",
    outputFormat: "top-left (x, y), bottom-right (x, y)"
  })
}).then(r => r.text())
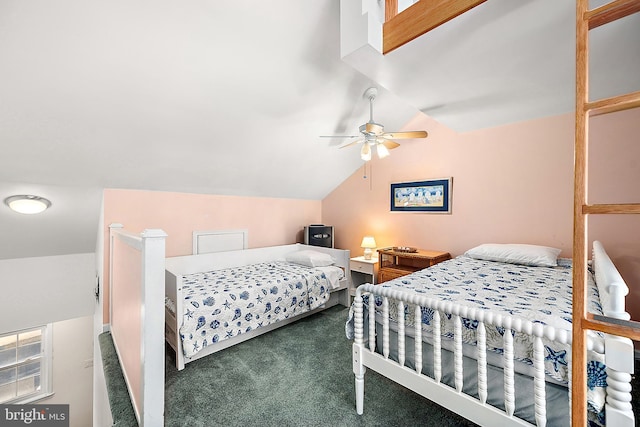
top-left (346, 256), bottom-right (607, 420)
top-left (180, 261), bottom-right (330, 358)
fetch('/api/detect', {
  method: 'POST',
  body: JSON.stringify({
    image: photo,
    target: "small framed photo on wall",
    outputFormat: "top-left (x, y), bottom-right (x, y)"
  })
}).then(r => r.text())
top-left (390, 178), bottom-right (452, 213)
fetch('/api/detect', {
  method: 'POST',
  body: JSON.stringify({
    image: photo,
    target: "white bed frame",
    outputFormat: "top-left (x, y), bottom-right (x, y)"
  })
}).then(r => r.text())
top-left (166, 243), bottom-right (351, 370)
top-left (352, 241), bottom-right (634, 426)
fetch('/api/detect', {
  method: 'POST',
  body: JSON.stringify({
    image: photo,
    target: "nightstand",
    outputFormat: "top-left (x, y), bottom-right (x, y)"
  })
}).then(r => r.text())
top-left (377, 248), bottom-right (451, 283)
top-left (349, 256), bottom-right (378, 297)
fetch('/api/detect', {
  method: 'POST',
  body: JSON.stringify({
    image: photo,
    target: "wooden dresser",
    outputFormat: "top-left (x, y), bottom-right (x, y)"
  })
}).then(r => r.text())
top-left (377, 247), bottom-right (451, 283)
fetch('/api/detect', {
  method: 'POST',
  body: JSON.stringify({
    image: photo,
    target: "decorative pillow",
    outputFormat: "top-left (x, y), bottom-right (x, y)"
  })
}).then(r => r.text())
top-left (285, 250), bottom-right (335, 267)
top-left (464, 243), bottom-right (562, 267)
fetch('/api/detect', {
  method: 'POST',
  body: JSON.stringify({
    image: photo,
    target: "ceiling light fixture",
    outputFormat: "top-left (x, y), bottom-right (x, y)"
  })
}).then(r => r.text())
top-left (376, 143), bottom-right (390, 159)
top-left (322, 87), bottom-right (428, 162)
top-left (4, 195), bottom-right (52, 214)
top-left (360, 143), bottom-right (372, 161)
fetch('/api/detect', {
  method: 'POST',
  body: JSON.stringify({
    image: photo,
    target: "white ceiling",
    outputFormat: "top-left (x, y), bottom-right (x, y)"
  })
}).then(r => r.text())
top-left (1, 0), bottom-right (638, 260)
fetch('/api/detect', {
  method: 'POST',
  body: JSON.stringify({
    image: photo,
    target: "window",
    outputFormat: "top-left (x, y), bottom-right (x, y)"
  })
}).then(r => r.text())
top-left (0, 325), bottom-right (52, 404)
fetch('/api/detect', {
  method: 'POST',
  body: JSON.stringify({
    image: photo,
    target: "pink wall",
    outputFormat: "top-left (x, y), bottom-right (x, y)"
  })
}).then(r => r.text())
top-left (322, 109), bottom-right (640, 320)
top-left (102, 189), bottom-right (322, 321)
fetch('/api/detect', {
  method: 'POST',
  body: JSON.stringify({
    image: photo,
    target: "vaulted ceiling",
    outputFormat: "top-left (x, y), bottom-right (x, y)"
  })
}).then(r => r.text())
top-left (1, 0), bottom-right (638, 260)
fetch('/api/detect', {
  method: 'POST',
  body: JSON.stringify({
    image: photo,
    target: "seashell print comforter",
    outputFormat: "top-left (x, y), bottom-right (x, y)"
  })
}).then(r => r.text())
top-left (180, 261), bottom-right (330, 358)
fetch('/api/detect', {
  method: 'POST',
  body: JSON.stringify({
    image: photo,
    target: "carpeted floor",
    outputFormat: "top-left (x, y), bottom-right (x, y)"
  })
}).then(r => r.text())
top-left (100, 306), bottom-right (640, 426)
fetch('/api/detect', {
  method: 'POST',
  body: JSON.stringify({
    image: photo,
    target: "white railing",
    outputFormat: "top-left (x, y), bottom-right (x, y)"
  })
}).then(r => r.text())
top-left (109, 224), bottom-right (166, 427)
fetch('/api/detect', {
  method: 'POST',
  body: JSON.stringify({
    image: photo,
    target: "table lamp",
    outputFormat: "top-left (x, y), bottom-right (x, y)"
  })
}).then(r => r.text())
top-left (361, 236), bottom-right (377, 260)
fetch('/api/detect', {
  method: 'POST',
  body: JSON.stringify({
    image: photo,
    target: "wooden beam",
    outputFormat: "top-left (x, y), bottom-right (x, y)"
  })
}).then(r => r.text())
top-left (383, 0), bottom-right (486, 54)
top-left (572, 0), bottom-right (590, 425)
top-left (586, 90), bottom-right (640, 117)
top-left (583, 203), bottom-right (640, 214)
top-left (586, 0), bottom-right (640, 30)
top-left (385, 0), bottom-right (398, 22)
top-left (585, 314), bottom-right (640, 341)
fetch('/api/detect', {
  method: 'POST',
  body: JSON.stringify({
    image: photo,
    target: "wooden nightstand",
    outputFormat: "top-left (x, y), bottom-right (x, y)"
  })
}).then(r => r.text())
top-left (377, 248), bottom-right (451, 283)
top-left (349, 256), bottom-right (378, 297)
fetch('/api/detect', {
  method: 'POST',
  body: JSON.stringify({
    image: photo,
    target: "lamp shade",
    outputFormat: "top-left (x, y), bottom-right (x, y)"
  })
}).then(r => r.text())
top-left (360, 236), bottom-right (377, 248)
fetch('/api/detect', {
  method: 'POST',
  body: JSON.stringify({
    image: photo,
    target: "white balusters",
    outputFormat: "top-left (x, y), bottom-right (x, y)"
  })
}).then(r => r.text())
top-left (503, 326), bottom-right (515, 417)
top-left (433, 309), bottom-right (442, 383)
top-left (382, 297), bottom-right (390, 359)
top-left (454, 314), bottom-right (463, 392)
top-left (352, 292), bottom-right (365, 415)
top-left (567, 349), bottom-right (572, 426)
top-left (368, 294), bottom-right (375, 352)
top-left (398, 301), bottom-right (405, 366)
top-left (414, 304), bottom-right (423, 375)
top-left (533, 335), bottom-right (547, 427)
top-left (477, 320), bottom-right (487, 404)
top-left (354, 294), bottom-right (364, 346)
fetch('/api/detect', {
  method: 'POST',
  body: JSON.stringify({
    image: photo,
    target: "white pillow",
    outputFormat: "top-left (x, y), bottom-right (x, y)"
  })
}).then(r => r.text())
top-left (464, 243), bottom-right (561, 267)
top-left (285, 250), bottom-right (335, 267)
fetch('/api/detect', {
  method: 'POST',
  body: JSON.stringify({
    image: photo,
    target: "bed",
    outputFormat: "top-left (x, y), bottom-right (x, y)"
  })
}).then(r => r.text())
top-left (347, 242), bottom-right (635, 426)
top-left (165, 243), bottom-right (351, 370)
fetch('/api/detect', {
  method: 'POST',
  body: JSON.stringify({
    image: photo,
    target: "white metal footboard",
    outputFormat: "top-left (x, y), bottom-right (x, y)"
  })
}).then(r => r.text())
top-left (351, 284), bottom-right (625, 427)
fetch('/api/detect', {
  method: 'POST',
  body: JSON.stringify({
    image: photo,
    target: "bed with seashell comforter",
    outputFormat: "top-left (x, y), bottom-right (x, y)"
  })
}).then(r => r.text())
top-left (347, 242), bottom-right (635, 426)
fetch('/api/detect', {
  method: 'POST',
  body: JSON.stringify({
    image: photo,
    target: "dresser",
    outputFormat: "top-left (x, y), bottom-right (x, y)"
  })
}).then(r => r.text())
top-left (377, 248), bottom-right (451, 283)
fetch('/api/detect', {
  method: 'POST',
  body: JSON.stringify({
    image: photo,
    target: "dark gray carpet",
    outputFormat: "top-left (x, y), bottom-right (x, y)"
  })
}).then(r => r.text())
top-left (163, 306), bottom-right (476, 427)
top-left (101, 306), bottom-right (640, 426)
top-left (98, 332), bottom-right (136, 427)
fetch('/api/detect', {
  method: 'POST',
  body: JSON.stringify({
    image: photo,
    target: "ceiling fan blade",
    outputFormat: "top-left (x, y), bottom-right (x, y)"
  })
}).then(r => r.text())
top-left (382, 130), bottom-right (428, 139)
top-left (338, 139), bottom-right (363, 149)
top-left (365, 123), bottom-right (384, 135)
top-left (379, 139), bottom-right (401, 150)
top-left (319, 135), bottom-right (360, 138)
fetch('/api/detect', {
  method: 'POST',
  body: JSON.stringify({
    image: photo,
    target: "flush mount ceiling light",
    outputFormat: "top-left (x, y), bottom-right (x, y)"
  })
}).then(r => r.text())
top-left (4, 195), bottom-right (52, 214)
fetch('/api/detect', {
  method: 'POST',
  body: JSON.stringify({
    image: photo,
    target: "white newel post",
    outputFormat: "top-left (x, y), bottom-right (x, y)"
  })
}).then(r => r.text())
top-left (604, 332), bottom-right (634, 426)
top-left (353, 291), bottom-right (366, 415)
top-left (140, 229), bottom-right (167, 427)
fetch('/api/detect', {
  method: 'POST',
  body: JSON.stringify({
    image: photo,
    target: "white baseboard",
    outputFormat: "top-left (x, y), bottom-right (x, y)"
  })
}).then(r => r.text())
top-left (102, 324), bottom-right (110, 333)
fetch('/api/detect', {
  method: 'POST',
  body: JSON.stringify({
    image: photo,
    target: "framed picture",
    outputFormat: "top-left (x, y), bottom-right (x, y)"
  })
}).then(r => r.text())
top-left (390, 178), bottom-right (452, 213)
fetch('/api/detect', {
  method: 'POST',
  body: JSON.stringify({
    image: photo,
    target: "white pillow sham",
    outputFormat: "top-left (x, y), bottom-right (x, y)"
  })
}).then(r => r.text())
top-left (285, 250), bottom-right (335, 267)
top-left (464, 243), bottom-right (561, 267)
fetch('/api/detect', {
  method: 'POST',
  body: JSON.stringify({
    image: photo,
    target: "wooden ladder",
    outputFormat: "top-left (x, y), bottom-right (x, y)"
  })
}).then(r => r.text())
top-left (573, 0), bottom-right (640, 425)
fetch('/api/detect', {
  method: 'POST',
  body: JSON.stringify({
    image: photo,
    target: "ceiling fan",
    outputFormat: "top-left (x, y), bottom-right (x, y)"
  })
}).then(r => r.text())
top-left (321, 87), bottom-right (428, 161)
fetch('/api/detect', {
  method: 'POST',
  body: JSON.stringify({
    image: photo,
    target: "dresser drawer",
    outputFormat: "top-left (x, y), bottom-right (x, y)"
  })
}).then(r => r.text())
top-left (378, 269), bottom-right (409, 283)
top-left (351, 261), bottom-right (375, 275)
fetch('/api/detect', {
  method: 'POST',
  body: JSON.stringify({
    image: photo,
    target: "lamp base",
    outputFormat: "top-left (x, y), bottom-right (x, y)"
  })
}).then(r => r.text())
top-left (363, 248), bottom-right (373, 260)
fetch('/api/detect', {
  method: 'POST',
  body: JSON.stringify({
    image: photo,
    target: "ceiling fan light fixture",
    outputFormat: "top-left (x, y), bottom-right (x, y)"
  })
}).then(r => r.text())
top-left (360, 143), bottom-right (372, 161)
top-left (4, 195), bottom-right (52, 214)
top-left (376, 143), bottom-right (390, 159)
top-left (322, 87), bottom-right (428, 160)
